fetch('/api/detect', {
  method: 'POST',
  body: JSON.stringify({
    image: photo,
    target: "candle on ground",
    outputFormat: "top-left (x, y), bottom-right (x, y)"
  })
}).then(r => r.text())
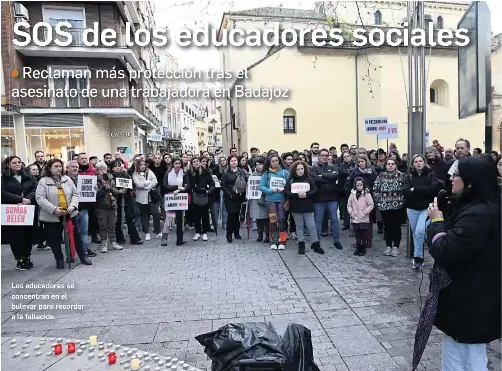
top-left (89, 336), bottom-right (97, 346)
top-left (131, 358), bottom-right (140, 370)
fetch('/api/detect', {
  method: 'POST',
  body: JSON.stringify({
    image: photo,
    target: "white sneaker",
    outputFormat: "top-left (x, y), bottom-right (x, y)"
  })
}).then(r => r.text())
top-left (156, 233), bottom-right (162, 239)
top-left (100, 241), bottom-right (108, 253)
top-left (193, 233), bottom-right (201, 241)
top-left (270, 244), bottom-right (278, 250)
top-left (383, 246), bottom-right (392, 256)
top-left (290, 232), bottom-right (297, 240)
top-left (391, 247), bottom-right (399, 257)
top-left (111, 242), bottom-right (123, 250)
top-left (202, 234), bottom-right (208, 241)
top-left (278, 244), bottom-right (286, 250)
top-left (145, 233), bottom-right (151, 241)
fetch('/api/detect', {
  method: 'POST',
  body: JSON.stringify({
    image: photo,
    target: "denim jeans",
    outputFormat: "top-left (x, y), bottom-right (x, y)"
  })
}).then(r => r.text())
top-left (442, 334), bottom-right (488, 371)
top-left (313, 201), bottom-right (340, 242)
top-left (406, 208), bottom-right (429, 258)
top-left (75, 210), bottom-right (89, 252)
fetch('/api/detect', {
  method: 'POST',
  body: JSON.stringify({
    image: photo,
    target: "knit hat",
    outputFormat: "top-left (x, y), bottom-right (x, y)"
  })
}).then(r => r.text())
top-left (95, 161), bottom-right (108, 171)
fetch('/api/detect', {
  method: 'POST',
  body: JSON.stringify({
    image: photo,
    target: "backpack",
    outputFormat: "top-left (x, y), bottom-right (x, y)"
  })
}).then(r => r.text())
top-left (233, 171), bottom-right (247, 194)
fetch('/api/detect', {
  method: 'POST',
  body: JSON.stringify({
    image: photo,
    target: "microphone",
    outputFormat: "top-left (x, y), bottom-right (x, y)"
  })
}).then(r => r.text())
top-left (437, 189), bottom-right (451, 212)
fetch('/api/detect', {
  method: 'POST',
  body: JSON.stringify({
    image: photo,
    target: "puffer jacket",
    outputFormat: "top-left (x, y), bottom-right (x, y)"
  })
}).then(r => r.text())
top-left (96, 173), bottom-right (120, 210)
top-left (347, 167), bottom-right (378, 191)
top-left (260, 167), bottom-right (290, 203)
top-left (347, 189), bottom-right (374, 224)
top-left (372, 171), bottom-right (406, 211)
top-left (403, 166), bottom-right (439, 210)
top-left (35, 176), bottom-right (79, 222)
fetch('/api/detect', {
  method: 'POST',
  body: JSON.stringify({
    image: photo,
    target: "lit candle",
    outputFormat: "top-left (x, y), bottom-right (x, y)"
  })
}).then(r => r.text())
top-left (131, 358), bottom-right (140, 370)
top-left (108, 352), bottom-right (117, 365)
top-left (68, 342), bottom-right (76, 353)
top-left (54, 344), bottom-right (63, 355)
top-left (89, 336), bottom-right (97, 346)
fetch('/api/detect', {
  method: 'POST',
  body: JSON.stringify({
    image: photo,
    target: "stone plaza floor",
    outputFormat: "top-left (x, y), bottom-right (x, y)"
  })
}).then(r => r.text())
top-left (2, 226), bottom-right (501, 371)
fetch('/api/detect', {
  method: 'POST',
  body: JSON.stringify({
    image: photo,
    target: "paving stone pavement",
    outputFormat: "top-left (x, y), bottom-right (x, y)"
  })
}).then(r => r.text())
top-left (2, 226), bottom-right (501, 371)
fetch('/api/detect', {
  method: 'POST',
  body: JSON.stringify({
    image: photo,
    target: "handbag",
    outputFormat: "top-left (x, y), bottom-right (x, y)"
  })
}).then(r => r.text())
top-left (149, 189), bottom-right (162, 203)
top-left (192, 192), bottom-right (208, 206)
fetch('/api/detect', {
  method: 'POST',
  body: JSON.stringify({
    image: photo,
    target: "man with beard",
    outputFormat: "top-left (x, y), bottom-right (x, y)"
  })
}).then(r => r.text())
top-left (443, 148), bottom-right (455, 165)
top-left (308, 142), bottom-right (320, 166)
top-left (31, 151), bottom-right (46, 174)
top-left (77, 153), bottom-right (101, 244)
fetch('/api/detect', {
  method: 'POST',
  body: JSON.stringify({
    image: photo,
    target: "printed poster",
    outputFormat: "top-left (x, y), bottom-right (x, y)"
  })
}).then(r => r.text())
top-left (291, 182), bottom-right (310, 194)
top-left (115, 177), bottom-right (133, 189)
top-left (1, 205), bottom-right (35, 226)
top-left (269, 177), bottom-right (286, 192)
top-left (247, 175), bottom-right (262, 200)
top-left (165, 194), bottom-right (189, 211)
top-left (77, 175), bottom-right (97, 202)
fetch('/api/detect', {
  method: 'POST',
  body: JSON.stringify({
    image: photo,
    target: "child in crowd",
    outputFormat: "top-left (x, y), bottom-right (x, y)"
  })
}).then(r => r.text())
top-left (347, 177), bottom-right (374, 256)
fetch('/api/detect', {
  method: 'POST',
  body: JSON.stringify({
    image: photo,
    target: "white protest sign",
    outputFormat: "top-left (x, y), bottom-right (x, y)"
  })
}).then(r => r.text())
top-left (378, 124), bottom-right (399, 140)
top-left (247, 175), bottom-right (262, 200)
top-left (165, 193), bottom-right (189, 211)
top-left (269, 177), bottom-right (286, 191)
top-left (77, 175), bottom-right (97, 202)
top-left (365, 116), bottom-right (388, 134)
top-left (212, 175), bottom-right (221, 188)
top-left (291, 182), bottom-right (310, 194)
top-left (115, 177), bottom-right (132, 189)
top-left (1, 205), bottom-right (35, 226)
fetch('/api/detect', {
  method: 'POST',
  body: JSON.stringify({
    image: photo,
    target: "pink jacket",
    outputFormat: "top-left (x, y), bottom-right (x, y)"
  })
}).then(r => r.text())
top-left (347, 189), bottom-right (374, 224)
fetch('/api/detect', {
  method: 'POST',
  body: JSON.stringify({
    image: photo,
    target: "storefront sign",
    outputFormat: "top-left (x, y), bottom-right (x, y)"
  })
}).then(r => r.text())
top-left (110, 132), bottom-right (132, 137)
top-left (378, 124), bottom-right (399, 140)
top-left (291, 182), bottom-right (310, 194)
top-left (136, 127), bottom-right (146, 136)
top-left (165, 194), bottom-right (189, 211)
top-left (212, 175), bottom-right (220, 188)
top-left (269, 177), bottom-right (286, 192)
top-left (365, 116), bottom-right (388, 134)
top-left (147, 133), bottom-right (162, 142)
top-left (247, 175), bottom-right (262, 200)
top-left (1, 205), bottom-right (35, 226)
top-left (115, 178), bottom-right (133, 189)
top-left (77, 175), bottom-right (97, 202)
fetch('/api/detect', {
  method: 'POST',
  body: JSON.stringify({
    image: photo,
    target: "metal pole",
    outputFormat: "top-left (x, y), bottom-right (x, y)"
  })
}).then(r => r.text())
top-left (420, 0), bottom-right (427, 153)
top-left (355, 51), bottom-right (360, 147)
top-left (406, 1), bottom-right (414, 259)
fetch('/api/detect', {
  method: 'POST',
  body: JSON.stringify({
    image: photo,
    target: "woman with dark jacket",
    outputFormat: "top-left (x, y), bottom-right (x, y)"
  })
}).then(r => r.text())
top-left (185, 157), bottom-right (215, 242)
top-left (403, 154), bottom-right (439, 269)
top-left (425, 156), bottom-right (500, 370)
top-left (161, 158), bottom-right (187, 246)
top-left (284, 160), bottom-right (323, 255)
top-left (221, 155), bottom-right (248, 242)
top-left (347, 155), bottom-right (378, 191)
top-left (1, 156), bottom-right (38, 270)
top-left (388, 150), bottom-right (407, 173)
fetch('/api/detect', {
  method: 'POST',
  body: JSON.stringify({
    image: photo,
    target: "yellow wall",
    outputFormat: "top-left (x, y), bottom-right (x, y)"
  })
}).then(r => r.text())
top-left (492, 46), bottom-right (502, 152)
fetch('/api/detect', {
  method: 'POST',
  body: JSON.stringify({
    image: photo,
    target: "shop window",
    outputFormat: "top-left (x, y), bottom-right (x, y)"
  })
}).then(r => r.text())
top-left (283, 108), bottom-right (296, 134)
top-left (26, 127), bottom-right (85, 163)
top-left (49, 67), bottom-right (90, 108)
top-left (1, 128), bottom-right (16, 159)
top-left (430, 88), bottom-right (437, 103)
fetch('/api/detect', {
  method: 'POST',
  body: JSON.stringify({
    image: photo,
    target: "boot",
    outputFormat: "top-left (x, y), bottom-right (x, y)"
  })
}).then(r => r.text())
top-left (80, 256), bottom-right (92, 265)
top-left (264, 236), bottom-right (270, 244)
top-left (358, 245), bottom-right (367, 256)
top-left (256, 233), bottom-right (263, 242)
top-left (161, 233), bottom-right (168, 246)
top-left (56, 260), bottom-right (65, 269)
top-left (311, 241), bottom-right (324, 254)
top-left (298, 241), bottom-right (305, 255)
top-left (353, 245), bottom-right (360, 255)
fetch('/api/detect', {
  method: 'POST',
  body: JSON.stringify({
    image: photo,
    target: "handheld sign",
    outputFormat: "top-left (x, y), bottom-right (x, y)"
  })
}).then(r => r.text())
top-left (269, 177), bottom-right (286, 192)
top-left (377, 124), bottom-right (398, 140)
top-left (212, 175), bottom-right (221, 188)
top-left (115, 177), bottom-right (133, 189)
top-left (77, 175), bottom-right (97, 202)
top-left (247, 175), bottom-right (262, 200)
top-left (364, 116), bottom-right (388, 134)
top-left (291, 182), bottom-right (310, 194)
top-left (165, 194), bottom-right (189, 211)
top-left (1, 205), bottom-right (35, 226)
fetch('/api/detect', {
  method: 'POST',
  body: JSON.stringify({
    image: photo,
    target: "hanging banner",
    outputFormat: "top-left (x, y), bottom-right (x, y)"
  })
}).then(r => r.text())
top-left (269, 177), bottom-right (286, 192)
top-left (377, 124), bottom-right (399, 139)
top-left (115, 177), bottom-right (133, 189)
top-left (1, 205), bottom-right (35, 226)
top-left (247, 175), bottom-right (262, 200)
top-left (365, 116), bottom-right (388, 134)
top-left (291, 182), bottom-right (311, 194)
top-left (77, 175), bottom-right (97, 202)
top-left (212, 175), bottom-right (221, 188)
top-left (165, 194), bottom-right (189, 211)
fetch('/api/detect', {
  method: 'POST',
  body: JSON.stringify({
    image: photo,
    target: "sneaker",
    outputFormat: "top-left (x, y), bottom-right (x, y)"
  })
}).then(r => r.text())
top-left (311, 242), bottom-right (325, 254)
top-left (334, 241), bottom-right (343, 250)
top-left (155, 233), bottom-right (162, 239)
top-left (145, 233), bottom-right (151, 241)
top-left (193, 233), bottom-right (201, 241)
top-left (100, 241), bottom-right (108, 253)
top-left (16, 260), bottom-right (28, 271)
top-left (290, 232), bottom-right (297, 240)
top-left (270, 244), bottom-right (278, 250)
top-left (383, 246), bottom-right (392, 256)
top-left (37, 243), bottom-right (50, 251)
top-left (86, 250), bottom-right (97, 257)
top-left (111, 242), bottom-right (123, 250)
top-left (413, 257), bottom-right (424, 269)
top-left (391, 247), bottom-right (399, 257)
top-left (202, 234), bottom-right (208, 241)
top-left (278, 244), bottom-right (286, 250)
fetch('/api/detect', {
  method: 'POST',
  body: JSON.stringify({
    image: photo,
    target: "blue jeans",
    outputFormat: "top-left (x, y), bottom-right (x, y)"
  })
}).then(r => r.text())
top-left (442, 334), bottom-right (488, 371)
top-left (406, 208), bottom-right (429, 258)
top-left (313, 201), bottom-right (340, 242)
top-left (75, 210), bottom-right (88, 252)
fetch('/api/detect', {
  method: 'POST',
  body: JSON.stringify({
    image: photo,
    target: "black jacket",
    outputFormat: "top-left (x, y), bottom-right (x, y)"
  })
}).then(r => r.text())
top-left (403, 167), bottom-right (439, 210)
top-left (427, 158), bottom-right (450, 185)
top-left (211, 166), bottom-right (225, 202)
top-left (311, 163), bottom-right (340, 202)
top-left (284, 175), bottom-right (318, 213)
top-left (221, 168), bottom-right (247, 214)
top-left (185, 168), bottom-right (215, 197)
top-left (426, 201), bottom-right (501, 343)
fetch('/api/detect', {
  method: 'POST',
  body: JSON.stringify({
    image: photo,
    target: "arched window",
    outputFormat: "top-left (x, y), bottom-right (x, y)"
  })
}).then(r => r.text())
top-left (374, 10), bottom-right (382, 25)
top-left (436, 16), bottom-right (444, 29)
top-left (430, 79), bottom-right (449, 107)
top-left (283, 108), bottom-right (296, 134)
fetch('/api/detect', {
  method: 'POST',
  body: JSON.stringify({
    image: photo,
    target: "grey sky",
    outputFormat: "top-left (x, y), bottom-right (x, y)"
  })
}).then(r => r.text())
top-left (154, 0), bottom-right (502, 69)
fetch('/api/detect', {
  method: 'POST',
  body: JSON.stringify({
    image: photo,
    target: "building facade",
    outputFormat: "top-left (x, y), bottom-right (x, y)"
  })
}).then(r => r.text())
top-left (218, 2), bottom-right (497, 154)
top-left (492, 34), bottom-right (502, 152)
top-left (1, 1), bottom-right (164, 163)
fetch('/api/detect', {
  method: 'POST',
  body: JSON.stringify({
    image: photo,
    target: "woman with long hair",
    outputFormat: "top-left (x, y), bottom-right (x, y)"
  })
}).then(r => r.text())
top-left (35, 158), bottom-right (92, 269)
top-left (260, 154), bottom-right (290, 250)
top-left (132, 159), bottom-right (159, 241)
top-left (221, 155), bottom-right (248, 242)
top-left (388, 150), bottom-right (407, 173)
top-left (185, 157), bottom-right (215, 241)
top-left (238, 155), bottom-right (251, 174)
top-left (403, 154), bottom-right (438, 268)
top-left (423, 156), bottom-right (500, 370)
top-left (1, 156), bottom-right (38, 270)
top-left (162, 153), bottom-right (173, 172)
top-left (212, 156), bottom-right (228, 229)
top-left (161, 158), bottom-right (187, 246)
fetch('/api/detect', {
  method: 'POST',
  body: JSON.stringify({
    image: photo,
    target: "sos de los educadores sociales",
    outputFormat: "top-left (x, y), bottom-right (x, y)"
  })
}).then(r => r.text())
top-left (13, 21), bottom-right (470, 48)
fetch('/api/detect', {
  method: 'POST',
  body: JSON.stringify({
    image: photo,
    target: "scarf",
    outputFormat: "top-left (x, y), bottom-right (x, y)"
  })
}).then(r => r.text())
top-left (167, 169), bottom-right (184, 189)
top-left (269, 167), bottom-right (279, 174)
